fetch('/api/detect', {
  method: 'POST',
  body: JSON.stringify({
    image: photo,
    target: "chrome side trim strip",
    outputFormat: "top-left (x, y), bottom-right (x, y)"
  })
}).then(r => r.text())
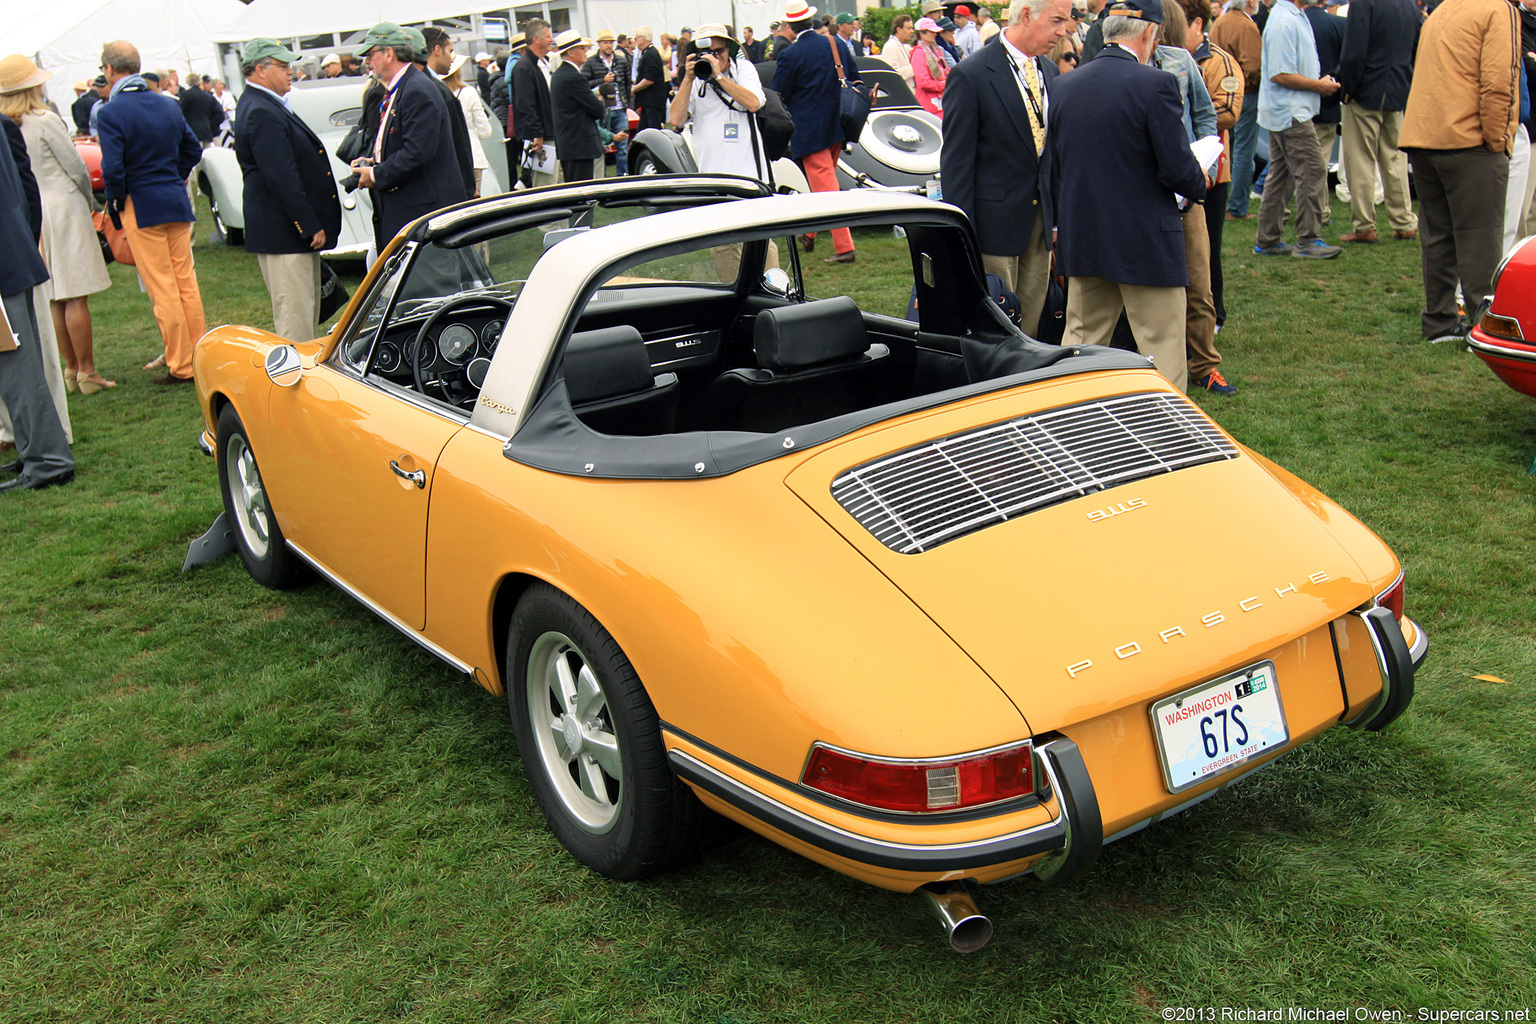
top-left (667, 747), bottom-right (1068, 872)
top-left (1466, 333), bottom-right (1536, 363)
top-left (285, 541), bottom-right (473, 675)
top-left (1406, 616), bottom-right (1429, 666)
top-left (197, 431), bottom-right (214, 456)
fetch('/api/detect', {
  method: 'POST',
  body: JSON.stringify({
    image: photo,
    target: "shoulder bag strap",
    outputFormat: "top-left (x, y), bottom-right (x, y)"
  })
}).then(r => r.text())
top-left (826, 34), bottom-right (846, 83)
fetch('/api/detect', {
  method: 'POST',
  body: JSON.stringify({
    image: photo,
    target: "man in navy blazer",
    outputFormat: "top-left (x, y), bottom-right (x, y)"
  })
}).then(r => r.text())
top-left (235, 38), bottom-right (342, 343)
top-left (772, 2), bottom-right (863, 262)
top-left (353, 24), bottom-right (467, 249)
top-left (1046, 0), bottom-right (1206, 391)
top-left (97, 39), bottom-right (206, 385)
top-left (0, 114), bottom-right (74, 491)
top-left (941, 0), bottom-right (1075, 335)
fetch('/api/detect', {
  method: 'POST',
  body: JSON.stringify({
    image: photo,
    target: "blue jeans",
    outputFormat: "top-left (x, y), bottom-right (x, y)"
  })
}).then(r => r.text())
top-left (1227, 93), bottom-right (1260, 216)
top-left (607, 107), bottom-right (629, 176)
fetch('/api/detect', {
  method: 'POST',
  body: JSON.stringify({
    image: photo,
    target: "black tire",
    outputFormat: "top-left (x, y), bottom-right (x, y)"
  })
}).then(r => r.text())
top-left (507, 583), bottom-right (703, 880)
top-left (215, 404), bottom-right (305, 589)
top-left (206, 186), bottom-right (243, 246)
top-left (632, 149), bottom-right (658, 176)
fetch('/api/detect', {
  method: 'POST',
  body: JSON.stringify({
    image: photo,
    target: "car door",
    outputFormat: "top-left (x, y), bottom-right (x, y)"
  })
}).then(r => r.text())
top-left (264, 366), bottom-right (462, 631)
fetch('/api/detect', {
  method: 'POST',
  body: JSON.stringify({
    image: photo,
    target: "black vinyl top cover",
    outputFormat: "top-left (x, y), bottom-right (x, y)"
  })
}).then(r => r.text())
top-left (562, 326), bottom-right (656, 404)
top-left (754, 296), bottom-right (868, 371)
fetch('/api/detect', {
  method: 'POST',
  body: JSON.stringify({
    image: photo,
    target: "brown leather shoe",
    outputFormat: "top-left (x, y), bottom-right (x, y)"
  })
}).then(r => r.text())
top-left (1225, 212), bottom-right (1250, 221)
top-left (1393, 229), bottom-right (1418, 240)
top-left (798, 233), bottom-right (815, 253)
top-left (1339, 229), bottom-right (1378, 243)
top-left (823, 251), bottom-right (856, 264)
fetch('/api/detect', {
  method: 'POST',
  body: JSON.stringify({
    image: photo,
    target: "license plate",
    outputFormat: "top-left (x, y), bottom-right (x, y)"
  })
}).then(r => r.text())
top-left (1150, 662), bottom-right (1289, 793)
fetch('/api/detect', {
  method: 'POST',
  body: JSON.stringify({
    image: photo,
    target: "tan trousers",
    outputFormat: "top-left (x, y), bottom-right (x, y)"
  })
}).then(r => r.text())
top-left (982, 215), bottom-right (1052, 339)
top-left (1182, 204), bottom-right (1220, 381)
top-left (1065, 276), bottom-right (1188, 392)
top-left (122, 198), bottom-right (205, 380)
top-left (1340, 105), bottom-right (1416, 235)
top-left (257, 252), bottom-right (322, 342)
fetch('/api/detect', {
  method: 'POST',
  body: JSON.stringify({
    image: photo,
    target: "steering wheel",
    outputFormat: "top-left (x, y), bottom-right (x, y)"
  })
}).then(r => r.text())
top-left (410, 295), bottom-right (515, 406)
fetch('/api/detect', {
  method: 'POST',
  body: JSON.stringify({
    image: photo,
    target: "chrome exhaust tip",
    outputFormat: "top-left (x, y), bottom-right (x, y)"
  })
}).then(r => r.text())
top-left (918, 882), bottom-right (994, 954)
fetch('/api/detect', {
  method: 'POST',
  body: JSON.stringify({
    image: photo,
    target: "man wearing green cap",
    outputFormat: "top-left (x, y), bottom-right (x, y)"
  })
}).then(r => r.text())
top-left (235, 38), bottom-right (341, 342)
top-left (351, 23), bottom-right (467, 247)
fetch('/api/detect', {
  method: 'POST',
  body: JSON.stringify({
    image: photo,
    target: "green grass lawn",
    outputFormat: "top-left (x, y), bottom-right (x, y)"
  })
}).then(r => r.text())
top-left (2, 195), bottom-right (1534, 1023)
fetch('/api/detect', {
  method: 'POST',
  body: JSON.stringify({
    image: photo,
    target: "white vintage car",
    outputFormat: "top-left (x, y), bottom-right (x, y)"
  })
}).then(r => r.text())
top-left (197, 76), bottom-right (508, 257)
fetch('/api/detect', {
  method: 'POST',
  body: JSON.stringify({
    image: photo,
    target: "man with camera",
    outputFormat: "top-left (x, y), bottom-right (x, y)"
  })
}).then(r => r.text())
top-left (668, 24), bottom-right (767, 181)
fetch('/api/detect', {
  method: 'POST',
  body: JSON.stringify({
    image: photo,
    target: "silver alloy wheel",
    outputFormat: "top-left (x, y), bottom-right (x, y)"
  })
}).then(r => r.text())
top-left (225, 434), bottom-right (272, 560)
top-left (525, 630), bottom-right (622, 833)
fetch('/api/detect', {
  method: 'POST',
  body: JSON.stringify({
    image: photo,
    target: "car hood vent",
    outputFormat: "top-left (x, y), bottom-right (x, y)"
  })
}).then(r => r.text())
top-left (831, 391), bottom-right (1238, 553)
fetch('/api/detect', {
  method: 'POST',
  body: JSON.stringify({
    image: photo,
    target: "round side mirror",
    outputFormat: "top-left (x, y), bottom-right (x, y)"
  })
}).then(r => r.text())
top-left (265, 345), bottom-right (304, 388)
top-left (762, 267), bottom-right (792, 298)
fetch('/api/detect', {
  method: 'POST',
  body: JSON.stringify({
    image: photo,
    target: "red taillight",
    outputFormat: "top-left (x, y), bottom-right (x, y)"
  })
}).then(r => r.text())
top-left (1376, 573), bottom-right (1406, 620)
top-left (801, 742), bottom-right (1035, 813)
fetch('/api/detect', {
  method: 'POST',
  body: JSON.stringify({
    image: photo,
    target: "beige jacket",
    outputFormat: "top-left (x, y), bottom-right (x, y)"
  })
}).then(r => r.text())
top-left (1400, 0), bottom-right (1521, 155)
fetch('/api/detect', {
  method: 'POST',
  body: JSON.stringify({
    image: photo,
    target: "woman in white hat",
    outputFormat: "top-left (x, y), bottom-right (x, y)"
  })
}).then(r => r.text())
top-left (0, 54), bottom-right (113, 394)
top-left (667, 24), bottom-right (767, 181)
top-left (444, 53), bottom-right (495, 196)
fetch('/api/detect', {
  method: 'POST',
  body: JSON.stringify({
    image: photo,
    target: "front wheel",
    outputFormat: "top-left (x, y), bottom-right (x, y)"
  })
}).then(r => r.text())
top-left (631, 149), bottom-right (659, 176)
top-left (216, 404), bottom-right (305, 589)
top-left (508, 584), bottom-right (703, 880)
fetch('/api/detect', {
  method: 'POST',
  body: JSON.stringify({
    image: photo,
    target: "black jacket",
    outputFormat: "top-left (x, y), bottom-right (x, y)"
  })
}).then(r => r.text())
top-left (1336, 0), bottom-right (1420, 111)
top-left (940, 42), bottom-right (1058, 257)
top-left (0, 114), bottom-right (47, 295)
top-left (71, 92), bottom-right (97, 136)
top-left (510, 52), bottom-right (553, 143)
top-left (633, 45), bottom-right (668, 127)
top-left (180, 87), bottom-right (226, 143)
top-left (371, 64), bottom-right (470, 245)
top-left (488, 71), bottom-right (510, 135)
top-left (425, 68), bottom-right (477, 198)
top-left (1304, 5), bottom-right (1345, 124)
top-left (1047, 46), bottom-right (1206, 287)
top-left (551, 62), bottom-right (607, 160)
top-left (476, 63), bottom-right (492, 103)
top-left (234, 86), bottom-right (341, 254)
top-left (582, 49), bottom-right (631, 107)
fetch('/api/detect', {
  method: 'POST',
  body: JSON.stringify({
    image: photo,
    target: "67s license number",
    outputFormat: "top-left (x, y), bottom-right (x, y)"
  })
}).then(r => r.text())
top-left (1150, 661), bottom-right (1289, 793)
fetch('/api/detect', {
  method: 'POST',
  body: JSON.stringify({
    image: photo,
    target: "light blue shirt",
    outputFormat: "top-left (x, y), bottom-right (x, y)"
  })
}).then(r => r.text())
top-left (1257, 0), bottom-right (1320, 132)
top-left (1155, 45), bottom-right (1217, 144)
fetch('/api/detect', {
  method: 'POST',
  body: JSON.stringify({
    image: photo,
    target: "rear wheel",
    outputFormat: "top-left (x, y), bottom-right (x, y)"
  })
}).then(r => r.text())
top-left (632, 149), bottom-right (659, 176)
top-left (508, 583), bottom-right (703, 880)
top-left (216, 404), bottom-right (304, 588)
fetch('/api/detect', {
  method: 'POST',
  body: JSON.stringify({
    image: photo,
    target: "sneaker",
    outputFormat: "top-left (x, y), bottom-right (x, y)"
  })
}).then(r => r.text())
top-left (1254, 242), bottom-right (1294, 256)
top-left (1426, 317), bottom-right (1471, 344)
top-left (1291, 240), bottom-right (1343, 259)
top-left (1192, 369), bottom-right (1237, 395)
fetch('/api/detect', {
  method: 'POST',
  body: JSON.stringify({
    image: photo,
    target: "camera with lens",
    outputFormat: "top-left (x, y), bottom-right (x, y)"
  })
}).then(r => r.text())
top-left (692, 55), bottom-right (713, 79)
top-left (340, 172), bottom-right (361, 193)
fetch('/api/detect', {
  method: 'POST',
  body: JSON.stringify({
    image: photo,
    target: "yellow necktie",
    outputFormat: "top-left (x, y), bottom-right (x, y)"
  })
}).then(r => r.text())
top-left (1020, 56), bottom-right (1045, 154)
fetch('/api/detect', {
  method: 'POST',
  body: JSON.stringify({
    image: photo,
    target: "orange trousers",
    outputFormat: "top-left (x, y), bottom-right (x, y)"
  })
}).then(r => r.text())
top-left (122, 198), bottom-right (205, 380)
top-left (800, 144), bottom-right (854, 255)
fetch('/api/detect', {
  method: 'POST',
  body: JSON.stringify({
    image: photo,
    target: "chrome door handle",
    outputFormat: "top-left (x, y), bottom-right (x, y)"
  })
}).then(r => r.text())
top-left (390, 459), bottom-right (425, 488)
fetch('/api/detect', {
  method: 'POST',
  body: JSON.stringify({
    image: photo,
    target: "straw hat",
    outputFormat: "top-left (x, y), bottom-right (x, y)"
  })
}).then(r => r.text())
top-left (554, 29), bottom-right (594, 53)
top-left (783, 1), bottom-right (818, 23)
top-left (0, 54), bottom-right (53, 95)
top-left (447, 53), bottom-right (470, 78)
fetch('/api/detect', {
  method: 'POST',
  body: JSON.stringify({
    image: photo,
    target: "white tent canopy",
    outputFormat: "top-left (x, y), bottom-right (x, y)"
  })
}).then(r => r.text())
top-left (211, 1), bottom-right (504, 43)
top-left (32, 0), bottom-right (249, 113)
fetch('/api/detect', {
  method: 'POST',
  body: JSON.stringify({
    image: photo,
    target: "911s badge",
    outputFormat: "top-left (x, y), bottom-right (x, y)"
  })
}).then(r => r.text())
top-left (1064, 569), bottom-right (1334, 678)
top-left (1086, 497), bottom-right (1146, 522)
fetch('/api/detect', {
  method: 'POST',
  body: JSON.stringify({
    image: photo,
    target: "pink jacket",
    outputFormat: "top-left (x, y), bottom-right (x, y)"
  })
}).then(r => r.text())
top-left (912, 42), bottom-right (947, 117)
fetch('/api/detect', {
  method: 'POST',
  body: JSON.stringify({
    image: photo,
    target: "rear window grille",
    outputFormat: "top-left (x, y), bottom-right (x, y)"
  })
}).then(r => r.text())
top-left (831, 392), bottom-right (1238, 553)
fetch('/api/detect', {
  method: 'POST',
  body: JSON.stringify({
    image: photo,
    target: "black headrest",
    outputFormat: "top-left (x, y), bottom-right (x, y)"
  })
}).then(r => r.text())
top-left (753, 296), bottom-right (868, 371)
top-left (562, 326), bottom-right (655, 404)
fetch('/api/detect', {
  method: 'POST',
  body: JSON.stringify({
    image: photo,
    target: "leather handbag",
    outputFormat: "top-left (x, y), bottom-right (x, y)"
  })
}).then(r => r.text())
top-left (826, 35), bottom-right (872, 145)
top-left (92, 208), bottom-right (134, 266)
